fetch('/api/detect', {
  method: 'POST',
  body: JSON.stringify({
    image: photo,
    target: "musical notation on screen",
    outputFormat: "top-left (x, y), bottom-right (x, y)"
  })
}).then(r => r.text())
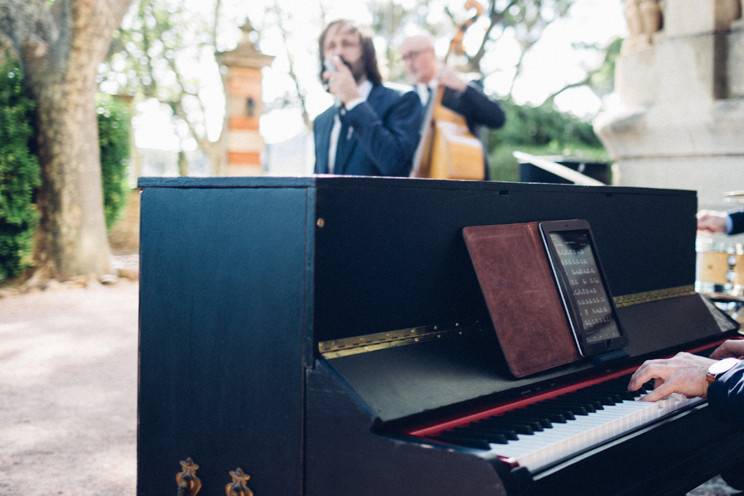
top-left (550, 231), bottom-right (621, 343)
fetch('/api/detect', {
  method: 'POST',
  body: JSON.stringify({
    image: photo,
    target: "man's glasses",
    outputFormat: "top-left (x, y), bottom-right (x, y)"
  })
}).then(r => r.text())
top-left (401, 49), bottom-right (429, 62)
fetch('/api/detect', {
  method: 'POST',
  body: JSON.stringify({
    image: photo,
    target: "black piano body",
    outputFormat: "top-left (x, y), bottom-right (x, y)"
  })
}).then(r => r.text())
top-left (137, 176), bottom-right (743, 496)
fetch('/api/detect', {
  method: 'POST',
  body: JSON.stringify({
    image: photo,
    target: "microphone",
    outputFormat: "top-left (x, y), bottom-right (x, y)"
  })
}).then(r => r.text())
top-left (322, 59), bottom-right (337, 92)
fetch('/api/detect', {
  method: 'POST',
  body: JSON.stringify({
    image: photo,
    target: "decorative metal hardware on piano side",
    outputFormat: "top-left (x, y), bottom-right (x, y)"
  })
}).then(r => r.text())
top-left (176, 458), bottom-right (202, 496)
top-left (318, 323), bottom-right (483, 359)
top-left (225, 467), bottom-right (254, 496)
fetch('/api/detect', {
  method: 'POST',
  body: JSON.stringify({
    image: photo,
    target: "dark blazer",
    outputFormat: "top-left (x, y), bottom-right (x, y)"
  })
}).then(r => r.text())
top-left (440, 83), bottom-right (506, 180)
top-left (707, 360), bottom-right (744, 423)
top-left (314, 84), bottom-right (422, 176)
top-left (730, 210), bottom-right (744, 235)
top-left (441, 83), bottom-right (506, 136)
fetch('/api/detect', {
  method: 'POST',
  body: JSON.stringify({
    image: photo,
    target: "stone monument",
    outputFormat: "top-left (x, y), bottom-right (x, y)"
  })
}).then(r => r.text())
top-left (216, 21), bottom-right (274, 176)
top-left (595, 0), bottom-right (744, 211)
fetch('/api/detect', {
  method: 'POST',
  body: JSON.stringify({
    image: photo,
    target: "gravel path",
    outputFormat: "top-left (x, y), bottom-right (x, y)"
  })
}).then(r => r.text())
top-left (0, 283), bottom-right (138, 495)
top-left (0, 282), bottom-right (740, 495)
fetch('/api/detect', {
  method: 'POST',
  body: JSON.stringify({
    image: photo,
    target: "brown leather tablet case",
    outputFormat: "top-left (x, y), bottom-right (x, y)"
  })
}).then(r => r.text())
top-left (463, 222), bottom-right (580, 377)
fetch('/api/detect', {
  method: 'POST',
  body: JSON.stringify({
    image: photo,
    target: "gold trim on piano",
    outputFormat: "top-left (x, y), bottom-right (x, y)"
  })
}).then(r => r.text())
top-left (319, 324), bottom-right (483, 359)
top-left (612, 285), bottom-right (696, 308)
top-left (320, 286), bottom-right (694, 359)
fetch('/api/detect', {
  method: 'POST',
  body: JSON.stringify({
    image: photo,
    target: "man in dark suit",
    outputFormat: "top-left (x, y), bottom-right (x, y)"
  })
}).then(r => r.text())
top-left (697, 209), bottom-right (744, 235)
top-left (628, 339), bottom-right (744, 423)
top-left (400, 33), bottom-right (505, 178)
top-left (313, 20), bottom-right (422, 176)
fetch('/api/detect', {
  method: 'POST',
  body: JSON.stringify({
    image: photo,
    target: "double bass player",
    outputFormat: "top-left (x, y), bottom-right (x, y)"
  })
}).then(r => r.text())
top-left (400, 32), bottom-right (505, 180)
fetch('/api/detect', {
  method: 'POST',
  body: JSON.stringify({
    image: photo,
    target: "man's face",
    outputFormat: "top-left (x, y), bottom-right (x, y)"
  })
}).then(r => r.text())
top-left (323, 23), bottom-right (366, 82)
top-left (400, 38), bottom-right (437, 85)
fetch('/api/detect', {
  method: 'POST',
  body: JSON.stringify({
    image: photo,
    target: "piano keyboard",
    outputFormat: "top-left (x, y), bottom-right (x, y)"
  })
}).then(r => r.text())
top-left (418, 375), bottom-right (704, 473)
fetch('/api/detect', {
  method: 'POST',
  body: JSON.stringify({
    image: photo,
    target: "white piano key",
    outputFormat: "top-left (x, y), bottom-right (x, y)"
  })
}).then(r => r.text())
top-left (485, 394), bottom-right (703, 472)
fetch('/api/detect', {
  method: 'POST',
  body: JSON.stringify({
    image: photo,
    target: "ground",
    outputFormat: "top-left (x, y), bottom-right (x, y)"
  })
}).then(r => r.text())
top-left (0, 282), bottom-right (740, 495)
top-left (0, 283), bottom-right (137, 495)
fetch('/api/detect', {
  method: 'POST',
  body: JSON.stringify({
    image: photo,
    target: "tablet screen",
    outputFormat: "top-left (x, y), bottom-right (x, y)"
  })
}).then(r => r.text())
top-left (548, 229), bottom-right (622, 344)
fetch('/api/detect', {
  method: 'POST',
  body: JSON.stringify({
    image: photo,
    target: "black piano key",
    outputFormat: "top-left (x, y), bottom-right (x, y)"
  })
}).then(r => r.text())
top-left (434, 432), bottom-right (491, 450)
top-left (474, 417), bottom-right (539, 434)
top-left (486, 414), bottom-right (547, 432)
top-left (597, 392), bottom-right (625, 405)
top-left (523, 410), bottom-right (567, 424)
top-left (549, 400), bottom-right (591, 415)
top-left (451, 427), bottom-right (510, 444)
top-left (531, 403), bottom-right (576, 421)
top-left (452, 373), bottom-right (652, 445)
top-left (565, 395), bottom-right (603, 412)
top-left (504, 412), bottom-right (552, 429)
top-left (486, 421), bottom-right (535, 435)
top-left (455, 424), bottom-right (518, 440)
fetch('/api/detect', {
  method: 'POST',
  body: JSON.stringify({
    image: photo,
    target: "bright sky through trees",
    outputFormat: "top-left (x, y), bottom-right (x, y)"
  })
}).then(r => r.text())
top-left (127, 0), bottom-right (626, 151)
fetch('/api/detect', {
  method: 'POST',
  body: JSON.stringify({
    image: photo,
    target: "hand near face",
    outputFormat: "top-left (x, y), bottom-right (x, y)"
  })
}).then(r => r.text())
top-left (323, 56), bottom-right (361, 105)
top-left (627, 352), bottom-right (716, 401)
top-left (437, 66), bottom-right (467, 92)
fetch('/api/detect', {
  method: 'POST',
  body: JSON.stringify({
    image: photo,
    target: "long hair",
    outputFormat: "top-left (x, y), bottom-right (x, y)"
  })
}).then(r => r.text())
top-left (317, 20), bottom-right (382, 86)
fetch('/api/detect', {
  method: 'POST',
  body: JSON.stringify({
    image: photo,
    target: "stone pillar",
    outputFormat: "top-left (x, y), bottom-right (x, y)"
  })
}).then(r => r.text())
top-left (595, 0), bottom-right (744, 212)
top-left (216, 21), bottom-right (274, 176)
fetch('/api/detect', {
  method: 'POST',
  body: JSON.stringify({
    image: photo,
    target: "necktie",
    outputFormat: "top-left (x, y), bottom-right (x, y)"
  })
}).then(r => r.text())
top-left (334, 116), bottom-right (351, 172)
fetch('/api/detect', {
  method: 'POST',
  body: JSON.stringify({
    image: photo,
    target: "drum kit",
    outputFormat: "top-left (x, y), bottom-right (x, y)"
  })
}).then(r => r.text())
top-left (696, 191), bottom-right (744, 323)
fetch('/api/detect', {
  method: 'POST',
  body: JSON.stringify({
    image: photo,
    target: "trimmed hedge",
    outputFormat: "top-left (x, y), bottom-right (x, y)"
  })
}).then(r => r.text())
top-left (0, 61), bottom-right (132, 283)
top-left (97, 96), bottom-right (131, 229)
top-left (488, 98), bottom-right (608, 182)
top-left (0, 60), bottom-right (40, 281)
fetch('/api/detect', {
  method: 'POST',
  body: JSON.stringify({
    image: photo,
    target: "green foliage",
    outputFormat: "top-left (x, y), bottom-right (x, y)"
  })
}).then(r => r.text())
top-left (0, 59), bottom-right (40, 282)
top-left (488, 98), bottom-right (608, 182)
top-left (586, 38), bottom-right (622, 98)
top-left (97, 95), bottom-right (131, 229)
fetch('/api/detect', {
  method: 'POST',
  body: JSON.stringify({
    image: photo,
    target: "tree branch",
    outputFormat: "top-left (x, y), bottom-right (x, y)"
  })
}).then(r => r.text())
top-left (272, 1), bottom-right (311, 129)
top-left (541, 75), bottom-right (590, 105)
top-left (0, 0), bottom-right (58, 58)
top-left (468, 0), bottom-right (517, 74)
top-left (211, 0), bottom-right (222, 49)
top-left (507, 39), bottom-right (537, 97)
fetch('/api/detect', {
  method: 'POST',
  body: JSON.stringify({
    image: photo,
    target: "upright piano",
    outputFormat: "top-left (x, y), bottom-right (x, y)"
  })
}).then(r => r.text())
top-left (138, 176), bottom-right (743, 496)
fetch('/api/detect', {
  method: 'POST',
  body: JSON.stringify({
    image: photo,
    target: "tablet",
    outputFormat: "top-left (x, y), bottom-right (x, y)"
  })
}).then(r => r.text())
top-left (539, 219), bottom-right (627, 357)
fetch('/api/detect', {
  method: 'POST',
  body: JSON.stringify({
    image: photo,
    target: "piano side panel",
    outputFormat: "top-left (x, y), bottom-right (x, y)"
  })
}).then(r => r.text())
top-left (138, 185), bottom-right (313, 496)
top-left (314, 179), bottom-right (696, 342)
top-left (305, 361), bottom-right (508, 496)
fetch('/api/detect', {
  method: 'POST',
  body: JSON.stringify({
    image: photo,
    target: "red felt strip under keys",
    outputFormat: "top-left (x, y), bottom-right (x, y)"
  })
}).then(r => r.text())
top-left (407, 339), bottom-right (727, 438)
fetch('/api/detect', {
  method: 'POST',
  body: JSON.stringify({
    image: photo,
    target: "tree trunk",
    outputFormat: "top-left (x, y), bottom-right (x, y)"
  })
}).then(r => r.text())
top-left (32, 76), bottom-right (112, 277)
top-left (208, 140), bottom-right (226, 176)
top-left (177, 149), bottom-right (189, 176)
top-left (21, 0), bottom-right (133, 280)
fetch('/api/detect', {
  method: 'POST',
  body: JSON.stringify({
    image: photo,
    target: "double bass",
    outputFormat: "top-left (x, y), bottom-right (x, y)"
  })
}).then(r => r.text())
top-left (411, 0), bottom-right (487, 180)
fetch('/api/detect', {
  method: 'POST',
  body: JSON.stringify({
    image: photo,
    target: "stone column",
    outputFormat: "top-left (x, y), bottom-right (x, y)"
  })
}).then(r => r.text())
top-left (216, 21), bottom-right (274, 176)
top-left (595, 0), bottom-right (744, 214)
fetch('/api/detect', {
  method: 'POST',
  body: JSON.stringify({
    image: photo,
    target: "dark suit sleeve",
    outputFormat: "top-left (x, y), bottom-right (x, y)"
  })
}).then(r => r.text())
top-left (442, 83), bottom-right (505, 129)
top-left (312, 118), bottom-right (323, 174)
top-left (342, 91), bottom-right (422, 176)
top-left (707, 360), bottom-right (744, 423)
top-left (729, 210), bottom-right (744, 235)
